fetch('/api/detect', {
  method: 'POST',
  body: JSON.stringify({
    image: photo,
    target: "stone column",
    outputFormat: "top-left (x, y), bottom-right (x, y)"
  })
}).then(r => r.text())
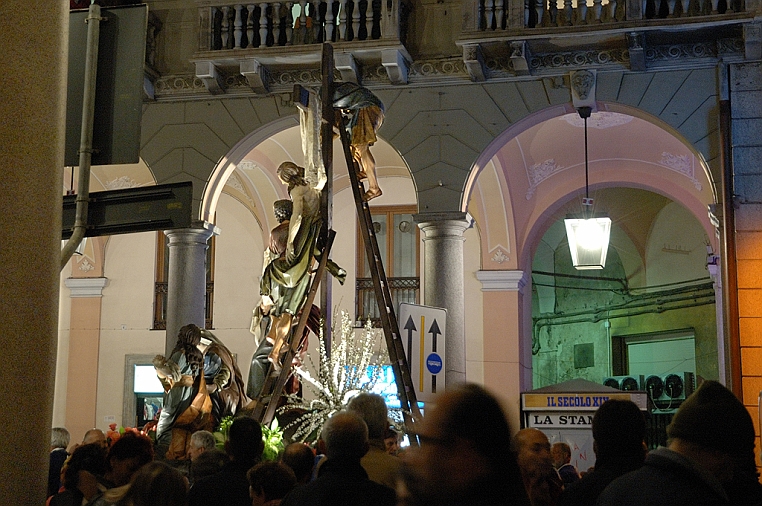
top-left (164, 222), bottom-right (216, 355)
top-left (415, 212), bottom-right (473, 387)
top-left (63, 277), bottom-right (109, 440)
top-left (476, 270), bottom-right (529, 429)
top-left (0, 3), bottom-right (67, 503)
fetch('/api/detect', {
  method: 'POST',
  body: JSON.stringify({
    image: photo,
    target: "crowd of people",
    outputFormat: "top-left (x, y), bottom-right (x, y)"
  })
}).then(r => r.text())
top-left (48, 380), bottom-right (762, 506)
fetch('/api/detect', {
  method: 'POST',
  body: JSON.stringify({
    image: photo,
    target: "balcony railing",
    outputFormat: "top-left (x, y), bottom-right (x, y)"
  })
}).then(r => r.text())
top-left (190, 0), bottom-right (412, 92)
top-left (198, 0), bottom-right (409, 50)
top-left (471, 0), bottom-right (746, 30)
top-left (356, 276), bottom-right (419, 327)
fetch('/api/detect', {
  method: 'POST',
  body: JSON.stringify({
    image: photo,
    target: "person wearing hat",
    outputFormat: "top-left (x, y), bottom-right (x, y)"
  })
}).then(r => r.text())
top-left (597, 380), bottom-right (761, 506)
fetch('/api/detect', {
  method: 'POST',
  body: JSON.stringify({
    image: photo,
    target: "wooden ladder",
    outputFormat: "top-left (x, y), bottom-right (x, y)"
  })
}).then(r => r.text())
top-left (251, 229), bottom-right (336, 425)
top-left (336, 111), bottom-right (422, 425)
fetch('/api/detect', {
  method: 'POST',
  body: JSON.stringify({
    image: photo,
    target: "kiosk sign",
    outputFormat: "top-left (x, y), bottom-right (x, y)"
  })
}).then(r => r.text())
top-left (522, 392), bottom-right (648, 411)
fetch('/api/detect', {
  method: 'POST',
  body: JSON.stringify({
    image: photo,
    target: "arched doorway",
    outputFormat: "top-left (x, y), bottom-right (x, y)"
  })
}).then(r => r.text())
top-left (200, 117), bottom-right (417, 390)
top-left (468, 103), bottom-right (719, 425)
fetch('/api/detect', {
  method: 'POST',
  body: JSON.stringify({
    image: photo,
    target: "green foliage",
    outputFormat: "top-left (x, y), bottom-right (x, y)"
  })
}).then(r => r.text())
top-left (213, 415), bottom-right (234, 451)
top-left (212, 414), bottom-right (283, 459)
top-left (261, 418), bottom-right (285, 461)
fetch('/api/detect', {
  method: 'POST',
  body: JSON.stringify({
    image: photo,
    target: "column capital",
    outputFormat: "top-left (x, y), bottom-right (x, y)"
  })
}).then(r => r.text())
top-left (414, 212), bottom-right (474, 237)
top-left (164, 221), bottom-right (219, 244)
top-left (64, 277), bottom-right (109, 297)
top-left (476, 270), bottom-right (527, 292)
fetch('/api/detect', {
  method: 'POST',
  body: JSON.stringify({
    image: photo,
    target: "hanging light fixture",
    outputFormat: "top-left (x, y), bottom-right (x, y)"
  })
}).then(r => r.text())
top-left (565, 107), bottom-right (611, 270)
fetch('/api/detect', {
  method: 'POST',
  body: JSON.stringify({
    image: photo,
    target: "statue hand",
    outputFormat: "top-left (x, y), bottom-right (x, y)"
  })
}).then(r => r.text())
top-left (260, 295), bottom-right (274, 313)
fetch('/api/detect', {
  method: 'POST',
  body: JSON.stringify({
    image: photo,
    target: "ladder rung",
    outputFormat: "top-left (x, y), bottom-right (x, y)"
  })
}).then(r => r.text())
top-left (337, 108), bottom-right (420, 424)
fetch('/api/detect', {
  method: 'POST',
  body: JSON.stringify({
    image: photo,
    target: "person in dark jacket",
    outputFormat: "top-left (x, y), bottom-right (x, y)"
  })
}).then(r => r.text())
top-left (188, 416), bottom-right (263, 506)
top-left (558, 399), bottom-right (646, 506)
top-left (597, 381), bottom-right (760, 506)
top-left (49, 427), bottom-right (71, 498)
top-left (280, 411), bottom-right (396, 506)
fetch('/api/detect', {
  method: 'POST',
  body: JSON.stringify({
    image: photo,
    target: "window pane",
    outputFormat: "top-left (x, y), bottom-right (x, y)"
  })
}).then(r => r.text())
top-left (393, 213), bottom-right (416, 277)
top-left (364, 214), bottom-right (388, 275)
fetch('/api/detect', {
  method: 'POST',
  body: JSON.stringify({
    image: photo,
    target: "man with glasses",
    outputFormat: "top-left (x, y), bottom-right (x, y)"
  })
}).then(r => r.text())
top-left (400, 384), bottom-right (530, 506)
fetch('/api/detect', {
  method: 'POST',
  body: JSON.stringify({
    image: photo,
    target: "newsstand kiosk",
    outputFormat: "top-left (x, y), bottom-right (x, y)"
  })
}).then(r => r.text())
top-left (521, 378), bottom-right (647, 473)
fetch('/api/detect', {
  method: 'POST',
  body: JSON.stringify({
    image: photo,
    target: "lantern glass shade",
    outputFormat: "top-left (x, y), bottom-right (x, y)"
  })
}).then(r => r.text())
top-left (564, 216), bottom-right (612, 270)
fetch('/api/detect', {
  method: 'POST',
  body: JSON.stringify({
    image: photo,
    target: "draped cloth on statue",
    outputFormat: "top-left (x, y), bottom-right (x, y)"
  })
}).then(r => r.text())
top-left (259, 183), bottom-right (322, 318)
top-left (333, 82), bottom-right (385, 148)
top-left (299, 92), bottom-right (326, 191)
top-left (202, 330), bottom-right (253, 423)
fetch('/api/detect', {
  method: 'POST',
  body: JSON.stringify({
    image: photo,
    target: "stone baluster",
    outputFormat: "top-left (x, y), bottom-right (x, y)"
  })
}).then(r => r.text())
top-left (524, 0), bottom-right (530, 26)
top-left (298, 0), bottom-right (307, 43)
top-left (593, 0), bottom-right (602, 20)
top-left (259, 2), bottom-right (269, 47)
top-left (609, 0), bottom-right (617, 20)
top-left (549, 0), bottom-right (558, 24)
top-left (339, 0), bottom-right (348, 39)
top-left (486, 0), bottom-right (496, 28)
top-left (349, 0), bottom-right (359, 39)
top-left (362, 0), bottom-right (371, 38)
top-left (325, 0), bottom-right (335, 41)
top-left (286, 2), bottom-right (294, 46)
top-left (667, 0), bottom-right (676, 16)
top-left (247, 4), bottom-right (256, 47)
top-left (564, 0), bottom-right (573, 23)
top-left (495, 0), bottom-right (505, 29)
top-left (577, 0), bottom-right (587, 23)
top-left (364, 0), bottom-right (373, 40)
top-left (313, 0), bottom-right (322, 41)
top-left (535, 0), bottom-right (544, 25)
top-left (234, 4), bottom-right (244, 48)
top-left (680, 0), bottom-right (689, 14)
top-left (711, 0), bottom-right (719, 13)
top-left (273, 2), bottom-right (281, 44)
top-left (221, 5), bottom-right (230, 48)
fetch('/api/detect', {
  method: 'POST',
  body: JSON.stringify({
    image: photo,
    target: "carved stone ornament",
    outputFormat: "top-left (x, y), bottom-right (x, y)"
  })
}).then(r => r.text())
top-left (104, 176), bottom-right (139, 190)
top-left (571, 70), bottom-right (595, 100)
top-left (526, 159), bottom-right (564, 200)
top-left (491, 248), bottom-right (509, 264)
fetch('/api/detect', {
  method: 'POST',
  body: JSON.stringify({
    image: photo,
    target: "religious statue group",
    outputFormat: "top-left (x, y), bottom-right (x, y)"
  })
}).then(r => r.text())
top-left (151, 82), bottom-right (384, 460)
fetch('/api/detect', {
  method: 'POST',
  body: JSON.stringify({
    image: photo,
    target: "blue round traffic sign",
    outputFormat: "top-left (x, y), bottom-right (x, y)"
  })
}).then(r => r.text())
top-left (426, 353), bottom-right (442, 374)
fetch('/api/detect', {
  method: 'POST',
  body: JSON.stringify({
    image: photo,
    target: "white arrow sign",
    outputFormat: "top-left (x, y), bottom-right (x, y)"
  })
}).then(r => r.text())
top-left (398, 303), bottom-right (447, 403)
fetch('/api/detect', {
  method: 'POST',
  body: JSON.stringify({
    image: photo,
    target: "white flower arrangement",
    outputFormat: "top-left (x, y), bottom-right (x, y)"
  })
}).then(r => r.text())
top-left (278, 309), bottom-right (398, 442)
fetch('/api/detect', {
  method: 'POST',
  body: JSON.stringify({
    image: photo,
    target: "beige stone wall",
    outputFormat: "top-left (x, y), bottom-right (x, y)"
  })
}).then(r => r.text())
top-left (1, 2), bottom-right (67, 503)
top-left (732, 61), bottom-right (762, 471)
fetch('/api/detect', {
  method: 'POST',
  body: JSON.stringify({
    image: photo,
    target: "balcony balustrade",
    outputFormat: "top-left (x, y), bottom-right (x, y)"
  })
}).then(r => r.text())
top-left (356, 277), bottom-right (419, 327)
top-left (469, 0), bottom-right (747, 30)
top-left (190, 0), bottom-right (412, 93)
top-left (143, 0), bottom-right (756, 97)
top-left (202, 0), bottom-right (405, 49)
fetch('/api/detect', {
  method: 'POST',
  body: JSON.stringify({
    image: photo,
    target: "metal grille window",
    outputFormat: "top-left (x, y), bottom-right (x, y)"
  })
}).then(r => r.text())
top-left (356, 206), bottom-right (419, 325)
top-left (152, 232), bottom-right (215, 330)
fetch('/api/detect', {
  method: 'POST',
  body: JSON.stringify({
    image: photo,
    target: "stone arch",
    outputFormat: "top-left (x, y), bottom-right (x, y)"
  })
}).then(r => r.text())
top-left (515, 104), bottom-right (718, 271)
top-left (464, 101), bottom-right (718, 275)
top-left (468, 98), bottom-right (720, 414)
top-left (201, 115), bottom-right (299, 225)
top-left (140, 96), bottom-right (299, 218)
